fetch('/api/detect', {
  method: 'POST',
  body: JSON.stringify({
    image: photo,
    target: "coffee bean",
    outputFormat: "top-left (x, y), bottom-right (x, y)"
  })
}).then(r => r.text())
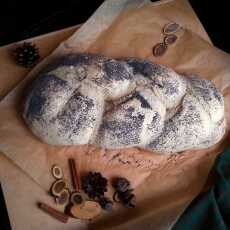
top-left (163, 23), bottom-right (180, 35)
top-left (164, 34), bottom-right (178, 45)
top-left (152, 43), bottom-right (167, 57)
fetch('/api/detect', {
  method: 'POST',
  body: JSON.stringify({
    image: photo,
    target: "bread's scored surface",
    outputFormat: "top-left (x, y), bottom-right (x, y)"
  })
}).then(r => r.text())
top-left (23, 53), bottom-right (225, 153)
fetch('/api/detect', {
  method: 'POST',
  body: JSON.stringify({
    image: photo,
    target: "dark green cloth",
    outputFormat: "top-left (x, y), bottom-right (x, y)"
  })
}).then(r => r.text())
top-left (173, 147), bottom-right (230, 230)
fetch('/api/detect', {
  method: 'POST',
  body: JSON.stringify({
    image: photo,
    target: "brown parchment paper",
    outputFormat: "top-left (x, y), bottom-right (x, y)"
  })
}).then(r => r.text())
top-left (0, 0), bottom-right (230, 229)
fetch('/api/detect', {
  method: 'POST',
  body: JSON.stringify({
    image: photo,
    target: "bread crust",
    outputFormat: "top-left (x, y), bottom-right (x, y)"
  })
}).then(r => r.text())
top-left (23, 53), bottom-right (225, 153)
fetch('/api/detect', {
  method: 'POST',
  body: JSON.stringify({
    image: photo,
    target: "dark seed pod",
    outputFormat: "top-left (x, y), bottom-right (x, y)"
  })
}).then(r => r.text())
top-left (164, 34), bottom-right (178, 45)
top-left (113, 191), bottom-right (120, 203)
top-left (113, 188), bottom-right (136, 208)
top-left (120, 192), bottom-right (136, 208)
top-left (112, 177), bottom-right (130, 193)
top-left (163, 22), bottom-right (180, 35)
top-left (70, 192), bottom-right (85, 207)
top-left (118, 189), bottom-right (133, 200)
top-left (98, 197), bottom-right (113, 211)
top-left (152, 43), bottom-right (167, 57)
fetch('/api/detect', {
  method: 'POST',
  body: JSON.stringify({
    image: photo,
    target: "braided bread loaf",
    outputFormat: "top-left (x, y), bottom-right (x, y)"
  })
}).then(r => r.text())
top-left (23, 53), bottom-right (225, 153)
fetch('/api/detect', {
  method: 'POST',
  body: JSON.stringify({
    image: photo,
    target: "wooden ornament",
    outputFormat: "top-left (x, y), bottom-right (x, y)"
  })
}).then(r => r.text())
top-left (51, 165), bottom-right (63, 179)
top-left (70, 200), bottom-right (102, 220)
top-left (51, 179), bottom-right (67, 197)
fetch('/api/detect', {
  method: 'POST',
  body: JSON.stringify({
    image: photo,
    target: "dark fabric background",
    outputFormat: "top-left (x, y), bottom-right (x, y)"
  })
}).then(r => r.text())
top-left (0, 0), bottom-right (104, 45)
top-left (0, 0), bottom-right (230, 53)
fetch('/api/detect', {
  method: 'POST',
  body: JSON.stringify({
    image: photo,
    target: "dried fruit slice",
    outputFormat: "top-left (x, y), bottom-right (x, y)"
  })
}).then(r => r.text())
top-left (152, 43), bottom-right (167, 57)
top-left (55, 188), bottom-right (70, 205)
top-left (51, 165), bottom-right (63, 179)
top-left (70, 192), bottom-right (85, 207)
top-left (70, 201), bottom-right (102, 220)
top-left (163, 22), bottom-right (180, 35)
top-left (51, 179), bottom-right (67, 197)
top-left (164, 34), bottom-right (178, 45)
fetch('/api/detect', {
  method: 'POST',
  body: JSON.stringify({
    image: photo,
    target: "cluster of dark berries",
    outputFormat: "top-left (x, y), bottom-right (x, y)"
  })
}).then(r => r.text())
top-left (13, 42), bottom-right (40, 68)
top-left (82, 172), bottom-right (113, 211)
top-left (112, 177), bottom-right (136, 208)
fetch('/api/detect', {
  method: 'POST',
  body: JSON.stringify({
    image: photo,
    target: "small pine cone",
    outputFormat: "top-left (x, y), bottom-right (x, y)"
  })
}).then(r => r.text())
top-left (13, 42), bottom-right (40, 68)
top-left (82, 172), bottom-right (108, 199)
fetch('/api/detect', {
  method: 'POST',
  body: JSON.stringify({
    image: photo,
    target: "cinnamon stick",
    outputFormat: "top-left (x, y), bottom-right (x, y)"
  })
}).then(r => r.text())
top-left (69, 158), bottom-right (81, 191)
top-left (38, 202), bottom-right (69, 223)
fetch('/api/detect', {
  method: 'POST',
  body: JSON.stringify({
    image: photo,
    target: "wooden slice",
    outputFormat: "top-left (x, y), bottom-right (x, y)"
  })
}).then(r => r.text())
top-left (70, 200), bottom-right (102, 220)
top-left (51, 165), bottom-right (63, 179)
top-left (51, 179), bottom-right (67, 197)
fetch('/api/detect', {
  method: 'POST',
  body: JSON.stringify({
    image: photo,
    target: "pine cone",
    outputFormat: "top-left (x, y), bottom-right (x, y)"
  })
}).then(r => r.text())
top-left (82, 172), bottom-right (108, 199)
top-left (13, 42), bottom-right (40, 68)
